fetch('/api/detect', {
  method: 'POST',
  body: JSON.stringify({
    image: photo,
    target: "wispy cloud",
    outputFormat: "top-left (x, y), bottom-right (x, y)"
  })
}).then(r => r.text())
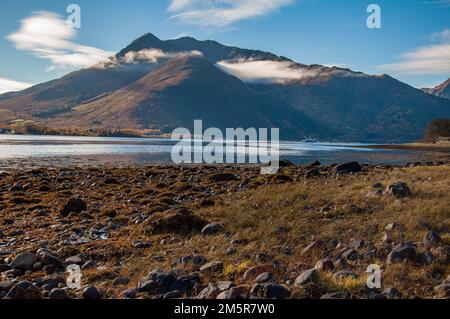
top-left (380, 29), bottom-right (450, 75)
top-left (168, 0), bottom-right (294, 28)
top-left (217, 59), bottom-right (366, 84)
top-left (95, 49), bottom-right (203, 68)
top-left (0, 77), bottom-right (33, 94)
top-left (7, 12), bottom-right (114, 70)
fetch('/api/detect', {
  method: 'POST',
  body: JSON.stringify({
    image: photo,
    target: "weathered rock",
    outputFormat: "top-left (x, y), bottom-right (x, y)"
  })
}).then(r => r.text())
top-left (294, 269), bottom-right (320, 286)
top-left (11, 252), bottom-right (38, 270)
top-left (61, 197), bottom-right (87, 216)
top-left (201, 222), bottom-right (223, 235)
top-left (243, 265), bottom-right (276, 282)
top-left (336, 162), bottom-right (362, 173)
top-left (385, 182), bottom-right (412, 198)
top-left (387, 243), bottom-right (417, 264)
top-left (200, 261), bottom-right (224, 274)
top-left (82, 286), bottom-right (101, 299)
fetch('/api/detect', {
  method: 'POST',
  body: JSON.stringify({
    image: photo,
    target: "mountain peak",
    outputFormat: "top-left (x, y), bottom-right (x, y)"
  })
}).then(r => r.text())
top-left (423, 78), bottom-right (450, 99)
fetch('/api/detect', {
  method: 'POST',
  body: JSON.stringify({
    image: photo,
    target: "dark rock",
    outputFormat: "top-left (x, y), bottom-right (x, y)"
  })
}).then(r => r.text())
top-left (61, 197), bottom-right (87, 216)
top-left (122, 288), bottom-right (138, 299)
top-left (112, 276), bottom-right (130, 286)
top-left (294, 269), bottom-right (320, 286)
top-left (385, 182), bottom-right (412, 198)
top-left (82, 286), bottom-right (101, 299)
top-left (342, 249), bottom-right (360, 261)
top-left (201, 222), bottom-right (224, 235)
top-left (11, 252), bottom-right (38, 270)
top-left (262, 284), bottom-right (289, 299)
top-left (43, 264), bottom-right (56, 275)
top-left (418, 251), bottom-right (435, 265)
top-left (81, 260), bottom-right (97, 270)
top-left (423, 231), bottom-right (442, 247)
top-left (335, 162), bottom-right (361, 173)
top-left (387, 243), bottom-right (417, 264)
top-left (49, 288), bottom-right (68, 299)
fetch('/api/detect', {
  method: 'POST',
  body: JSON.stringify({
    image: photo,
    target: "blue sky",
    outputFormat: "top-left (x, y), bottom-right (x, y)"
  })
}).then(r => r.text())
top-left (0, 0), bottom-right (449, 93)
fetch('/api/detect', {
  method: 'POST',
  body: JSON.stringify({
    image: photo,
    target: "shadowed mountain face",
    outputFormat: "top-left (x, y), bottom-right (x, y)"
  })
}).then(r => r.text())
top-left (1, 32), bottom-right (449, 142)
top-left (423, 78), bottom-right (450, 100)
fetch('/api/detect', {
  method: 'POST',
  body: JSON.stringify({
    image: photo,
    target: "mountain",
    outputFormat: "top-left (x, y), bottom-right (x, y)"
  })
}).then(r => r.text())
top-left (423, 78), bottom-right (450, 100)
top-left (253, 73), bottom-right (450, 142)
top-left (49, 56), bottom-right (323, 138)
top-left (1, 32), bottom-right (449, 142)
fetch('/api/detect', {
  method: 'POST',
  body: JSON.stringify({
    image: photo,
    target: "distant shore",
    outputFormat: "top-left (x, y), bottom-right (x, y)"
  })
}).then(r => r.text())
top-left (359, 141), bottom-right (450, 152)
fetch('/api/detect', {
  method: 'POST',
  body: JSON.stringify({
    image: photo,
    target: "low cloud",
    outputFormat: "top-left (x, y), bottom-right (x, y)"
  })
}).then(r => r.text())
top-left (217, 59), bottom-right (365, 84)
top-left (168, 0), bottom-right (294, 28)
top-left (7, 12), bottom-right (114, 70)
top-left (95, 49), bottom-right (203, 69)
top-left (0, 77), bottom-right (33, 95)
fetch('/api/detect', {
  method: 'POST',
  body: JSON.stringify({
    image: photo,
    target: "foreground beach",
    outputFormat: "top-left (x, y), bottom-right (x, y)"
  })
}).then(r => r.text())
top-left (0, 161), bottom-right (449, 299)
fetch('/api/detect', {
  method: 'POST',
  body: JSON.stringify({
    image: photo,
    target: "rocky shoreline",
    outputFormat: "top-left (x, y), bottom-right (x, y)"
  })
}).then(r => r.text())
top-left (0, 161), bottom-right (449, 299)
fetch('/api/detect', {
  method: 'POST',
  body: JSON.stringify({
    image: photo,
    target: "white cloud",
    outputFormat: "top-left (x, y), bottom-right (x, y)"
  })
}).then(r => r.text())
top-left (217, 59), bottom-right (366, 84)
top-left (7, 12), bottom-right (114, 70)
top-left (380, 32), bottom-right (450, 75)
top-left (168, 0), bottom-right (294, 28)
top-left (95, 49), bottom-right (203, 68)
top-left (0, 77), bottom-right (33, 94)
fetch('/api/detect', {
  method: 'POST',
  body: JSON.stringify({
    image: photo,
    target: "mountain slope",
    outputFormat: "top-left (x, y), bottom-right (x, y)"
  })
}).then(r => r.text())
top-left (253, 74), bottom-right (450, 142)
top-left (50, 56), bottom-right (323, 139)
top-left (423, 78), bottom-right (450, 100)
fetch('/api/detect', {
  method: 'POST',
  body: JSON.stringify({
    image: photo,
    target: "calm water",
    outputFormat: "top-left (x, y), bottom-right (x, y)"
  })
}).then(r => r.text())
top-left (0, 134), bottom-right (448, 168)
